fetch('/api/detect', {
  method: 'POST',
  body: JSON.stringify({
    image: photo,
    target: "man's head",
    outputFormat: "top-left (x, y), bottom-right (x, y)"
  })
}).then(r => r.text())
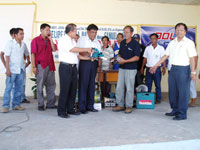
top-left (14, 28), bottom-right (24, 41)
top-left (175, 23), bottom-right (187, 39)
top-left (133, 34), bottom-right (140, 42)
top-left (75, 34), bottom-right (79, 42)
top-left (87, 24), bottom-right (98, 41)
top-left (65, 23), bottom-right (77, 38)
top-left (123, 25), bottom-right (134, 40)
top-left (117, 33), bottom-right (123, 43)
top-left (9, 28), bottom-right (16, 39)
top-left (40, 23), bottom-right (51, 38)
top-left (101, 36), bottom-right (109, 47)
top-left (150, 33), bottom-right (158, 45)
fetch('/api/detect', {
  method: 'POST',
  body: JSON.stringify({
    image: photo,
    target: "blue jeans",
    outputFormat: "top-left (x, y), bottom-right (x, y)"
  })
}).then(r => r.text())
top-left (3, 69), bottom-right (24, 109)
top-left (145, 67), bottom-right (162, 101)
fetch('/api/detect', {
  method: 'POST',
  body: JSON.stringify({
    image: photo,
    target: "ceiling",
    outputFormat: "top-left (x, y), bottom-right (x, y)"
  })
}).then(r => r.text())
top-left (120, 0), bottom-right (200, 5)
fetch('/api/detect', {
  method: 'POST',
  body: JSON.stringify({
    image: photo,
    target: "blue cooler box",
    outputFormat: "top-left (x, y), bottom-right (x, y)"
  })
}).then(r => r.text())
top-left (136, 93), bottom-right (155, 109)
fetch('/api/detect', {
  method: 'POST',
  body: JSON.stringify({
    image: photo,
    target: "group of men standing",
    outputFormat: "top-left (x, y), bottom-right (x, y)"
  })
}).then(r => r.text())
top-left (1, 22), bottom-right (198, 120)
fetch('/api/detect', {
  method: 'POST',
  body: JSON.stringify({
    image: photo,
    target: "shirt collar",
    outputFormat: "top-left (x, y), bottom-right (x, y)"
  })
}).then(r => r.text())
top-left (175, 36), bottom-right (186, 42)
top-left (39, 34), bottom-right (48, 41)
top-left (13, 39), bottom-right (24, 46)
top-left (87, 35), bottom-right (97, 42)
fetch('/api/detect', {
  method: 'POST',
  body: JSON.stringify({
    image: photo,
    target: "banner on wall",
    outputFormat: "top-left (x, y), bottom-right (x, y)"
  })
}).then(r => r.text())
top-left (36, 23), bottom-right (138, 62)
top-left (141, 26), bottom-right (196, 49)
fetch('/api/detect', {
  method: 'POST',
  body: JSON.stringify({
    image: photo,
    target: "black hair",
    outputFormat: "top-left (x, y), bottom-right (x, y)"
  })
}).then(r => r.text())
top-left (14, 28), bottom-right (23, 35)
top-left (123, 25), bottom-right (134, 33)
top-left (40, 23), bottom-right (51, 30)
top-left (175, 23), bottom-right (188, 32)
top-left (150, 33), bottom-right (159, 39)
top-left (101, 36), bottom-right (109, 41)
top-left (117, 33), bottom-right (124, 38)
top-left (65, 23), bottom-right (77, 34)
top-left (9, 28), bottom-right (16, 35)
top-left (87, 24), bottom-right (98, 31)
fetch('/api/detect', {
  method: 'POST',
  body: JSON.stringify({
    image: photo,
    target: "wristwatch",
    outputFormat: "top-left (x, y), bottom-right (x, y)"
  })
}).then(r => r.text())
top-left (191, 72), bottom-right (196, 75)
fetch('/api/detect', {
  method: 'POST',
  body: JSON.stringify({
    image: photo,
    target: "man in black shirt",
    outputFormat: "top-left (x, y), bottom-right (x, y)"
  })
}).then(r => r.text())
top-left (112, 26), bottom-right (140, 113)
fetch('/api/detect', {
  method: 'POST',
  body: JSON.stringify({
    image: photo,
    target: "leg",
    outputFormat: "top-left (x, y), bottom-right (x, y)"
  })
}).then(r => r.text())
top-left (176, 66), bottom-right (190, 118)
top-left (67, 66), bottom-right (78, 113)
top-left (124, 69), bottom-right (137, 107)
top-left (189, 80), bottom-right (197, 106)
top-left (168, 67), bottom-right (178, 114)
top-left (87, 61), bottom-right (98, 110)
top-left (46, 70), bottom-right (56, 107)
top-left (36, 65), bottom-right (46, 107)
top-left (153, 67), bottom-right (162, 101)
top-left (57, 64), bottom-right (72, 115)
top-left (3, 75), bottom-right (16, 109)
top-left (145, 68), bottom-right (153, 92)
top-left (115, 68), bottom-right (125, 107)
top-left (78, 61), bottom-right (91, 111)
top-left (12, 70), bottom-right (24, 108)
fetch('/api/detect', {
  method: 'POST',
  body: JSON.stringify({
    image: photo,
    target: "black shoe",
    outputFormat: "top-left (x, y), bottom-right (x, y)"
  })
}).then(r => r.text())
top-left (46, 105), bottom-right (58, 109)
top-left (38, 106), bottom-right (45, 111)
top-left (165, 111), bottom-right (177, 116)
top-left (80, 110), bottom-right (88, 114)
top-left (58, 114), bottom-right (70, 118)
top-left (21, 99), bottom-right (30, 103)
top-left (173, 116), bottom-right (187, 120)
top-left (87, 108), bottom-right (98, 112)
top-left (68, 111), bottom-right (81, 115)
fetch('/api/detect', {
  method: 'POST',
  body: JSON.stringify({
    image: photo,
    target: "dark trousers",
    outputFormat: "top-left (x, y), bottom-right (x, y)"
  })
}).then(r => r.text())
top-left (78, 60), bottom-right (98, 111)
top-left (168, 65), bottom-right (191, 118)
top-left (57, 62), bottom-right (77, 115)
top-left (146, 67), bottom-right (162, 101)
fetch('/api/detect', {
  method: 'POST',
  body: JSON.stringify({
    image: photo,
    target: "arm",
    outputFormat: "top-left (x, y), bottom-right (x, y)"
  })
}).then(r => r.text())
top-left (0, 52), bottom-right (6, 68)
top-left (31, 53), bottom-right (38, 75)
top-left (140, 58), bottom-right (147, 75)
top-left (149, 55), bottom-right (169, 74)
top-left (190, 56), bottom-right (196, 81)
top-left (118, 54), bottom-right (140, 65)
top-left (70, 47), bottom-right (93, 53)
top-left (162, 61), bottom-right (166, 75)
top-left (25, 55), bottom-right (31, 68)
top-left (48, 33), bottom-right (57, 52)
top-left (5, 56), bottom-right (11, 76)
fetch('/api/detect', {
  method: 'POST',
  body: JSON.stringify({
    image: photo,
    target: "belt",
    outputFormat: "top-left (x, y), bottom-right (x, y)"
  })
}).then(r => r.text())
top-left (60, 62), bottom-right (76, 67)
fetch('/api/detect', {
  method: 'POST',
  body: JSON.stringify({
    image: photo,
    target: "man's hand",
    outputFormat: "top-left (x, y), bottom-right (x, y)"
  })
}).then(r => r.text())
top-left (87, 48), bottom-right (95, 54)
top-left (6, 69), bottom-right (11, 77)
top-left (47, 32), bottom-right (53, 41)
top-left (25, 61), bottom-right (30, 68)
top-left (191, 74), bottom-right (196, 81)
top-left (33, 67), bottom-right (38, 75)
top-left (162, 68), bottom-right (166, 76)
top-left (118, 57), bottom-right (126, 65)
top-left (149, 65), bottom-right (158, 74)
top-left (140, 68), bottom-right (144, 75)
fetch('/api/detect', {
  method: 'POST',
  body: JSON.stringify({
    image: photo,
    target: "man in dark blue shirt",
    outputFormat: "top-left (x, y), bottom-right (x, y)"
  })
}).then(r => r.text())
top-left (113, 25), bottom-right (140, 113)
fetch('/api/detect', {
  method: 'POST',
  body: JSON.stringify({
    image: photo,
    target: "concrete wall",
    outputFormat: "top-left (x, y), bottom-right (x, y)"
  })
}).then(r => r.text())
top-left (0, 0), bottom-right (200, 97)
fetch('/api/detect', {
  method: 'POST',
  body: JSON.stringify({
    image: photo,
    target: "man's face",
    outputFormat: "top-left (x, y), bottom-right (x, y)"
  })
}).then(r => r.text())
top-left (70, 27), bottom-right (77, 39)
top-left (176, 25), bottom-right (186, 39)
top-left (150, 35), bottom-right (158, 45)
top-left (15, 30), bottom-right (24, 41)
top-left (117, 35), bottom-right (123, 43)
top-left (41, 27), bottom-right (51, 37)
top-left (87, 29), bottom-right (97, 41)
top-left (102, 38), bottom-right (109, 47)
top-left (74, 34), bottom-right (79, 42)
top-left (124, 28), bottom-right (133, 40)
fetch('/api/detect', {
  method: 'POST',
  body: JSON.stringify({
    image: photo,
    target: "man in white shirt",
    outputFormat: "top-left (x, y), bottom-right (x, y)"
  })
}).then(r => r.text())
top-left (140, 33), bottom-right (166, 104)
top-left (150, 23), bottom-right (197, 120)
top-left (77, 24), bottom-right (101, 114)
top-left (2, 28), bottom-right (29, 113)
top-left (57, 23), bottom-right (93, 118)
